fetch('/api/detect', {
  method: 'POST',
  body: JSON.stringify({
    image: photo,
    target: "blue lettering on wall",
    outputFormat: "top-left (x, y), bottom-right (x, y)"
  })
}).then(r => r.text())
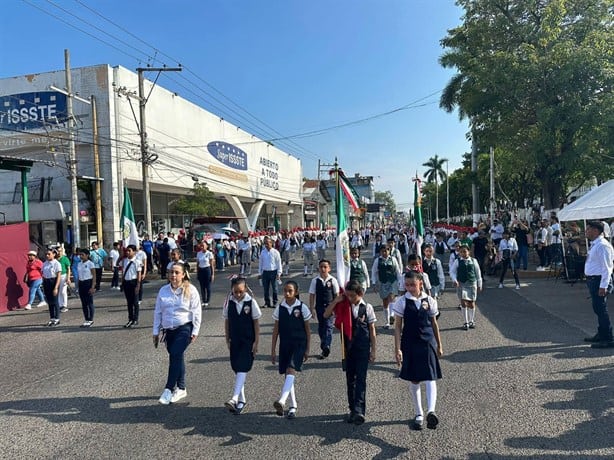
top-left (0, 92), bottom-right (68, 131)
top-left (207, 141), bottom-right (248, 171)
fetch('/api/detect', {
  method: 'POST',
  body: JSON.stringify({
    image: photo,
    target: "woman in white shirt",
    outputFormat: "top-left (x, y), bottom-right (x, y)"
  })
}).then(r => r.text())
top-left (42, 248), bottom-right (62, 326)
top-left (153, 262), bottom-right (202, 405)
top-left (196, 241), bottom-right (216, 307)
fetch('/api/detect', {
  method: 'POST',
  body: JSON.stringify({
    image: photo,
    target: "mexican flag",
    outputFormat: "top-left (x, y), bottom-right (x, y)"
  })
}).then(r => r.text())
top-left (338, 170), bottom-right (361, 212)
top-left (120, 187), bottom-right (139, 247)
top-left (334, 166), bottom-right (352, 343)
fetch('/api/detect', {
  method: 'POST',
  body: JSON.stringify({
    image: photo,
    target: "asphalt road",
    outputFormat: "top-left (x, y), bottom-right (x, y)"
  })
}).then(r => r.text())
top-left (1, 249), bottom-right (613, 459)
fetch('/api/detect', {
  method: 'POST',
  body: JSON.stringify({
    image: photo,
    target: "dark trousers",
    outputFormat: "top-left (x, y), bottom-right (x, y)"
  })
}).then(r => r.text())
top-left (43, 278), bottom-right (59, 320)
top-left (316, 305), bottom-right (334, 350)
top-left (123, 279), bottom-right (139, 321)
top-left (537, 245), bottom-right (548, 267)
top-left (159, 258), bottom-right (169, 279)
top-left (549, 243), bottom-right (563, 265)
top-left (94, 268), bottom-right (103, 291)
top-left (197, 267), bottom-right (212, 303)
top-left (587, 277), bottom-right (612, 341)
top-left (346, 346), bottom-right (369, 416)
top-left (165, 322), bottom-right (193, 390)
top-left (499, 257), bottom-right (520, 285)
top-left (78, 279), bottom-right (94, 321)
top-left (262, 270), bottom-right (278, 307)
top-left (111, 267), bottom-right (120, 288)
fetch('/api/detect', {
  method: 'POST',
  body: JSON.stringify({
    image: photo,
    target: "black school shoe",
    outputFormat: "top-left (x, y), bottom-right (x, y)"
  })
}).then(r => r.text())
top-left (353, 413), bottom-right (365, 425)
top-left (346, 412), bottom-right (356, 423)
top-left (321, 347), bottom-right (330, 358)
top-left (584, 333), bottom-right (602, 343)
top-left (426, 411), bottom-right (439, 429)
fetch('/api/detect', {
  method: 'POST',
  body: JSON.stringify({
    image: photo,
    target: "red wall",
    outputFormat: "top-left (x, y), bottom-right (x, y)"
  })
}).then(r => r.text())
top-left (0, 223), bottom-right (30, 313)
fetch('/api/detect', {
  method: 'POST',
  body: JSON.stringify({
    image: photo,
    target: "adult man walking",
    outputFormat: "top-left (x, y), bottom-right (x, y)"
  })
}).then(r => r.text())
top-left (583, 221), bottom-right (614, 349)
top-left (258, 236), bottom-right (282, 308)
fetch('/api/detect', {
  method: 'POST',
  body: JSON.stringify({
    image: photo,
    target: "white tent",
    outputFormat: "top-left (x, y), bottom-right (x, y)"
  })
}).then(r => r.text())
top-left (558, 179), bottom-right (614, 221)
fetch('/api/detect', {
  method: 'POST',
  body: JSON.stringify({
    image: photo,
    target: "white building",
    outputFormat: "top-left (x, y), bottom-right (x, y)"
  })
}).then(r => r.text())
top-left (0, 64), bottom-right (303, 248)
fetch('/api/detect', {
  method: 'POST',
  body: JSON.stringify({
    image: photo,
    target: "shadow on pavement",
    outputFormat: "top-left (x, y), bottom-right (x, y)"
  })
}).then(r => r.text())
top-left (0, 396), bottom-right (412, 459)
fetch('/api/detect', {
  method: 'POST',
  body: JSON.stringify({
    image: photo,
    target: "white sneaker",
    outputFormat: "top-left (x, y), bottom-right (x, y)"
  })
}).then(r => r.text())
top-left (498, 283), bottom-right (504, 289)
top-left (159, 389), bottom-right (173, 405)
top-left (24, 304), bottom-right (32, 310)
top-left (37, 301), bottom-right (48, 308)
top-left (536, 266), bottom-right (545, 272)
top-left (170, 388), bottom-right (187, 403)
top-left (515, 284), bottom-right (520, 290)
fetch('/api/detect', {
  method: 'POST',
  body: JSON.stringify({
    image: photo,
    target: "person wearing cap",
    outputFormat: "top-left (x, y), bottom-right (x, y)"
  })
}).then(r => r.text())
top-left (583, 221), bottom-right (614, 349)
top-left (23, 250), bottom-right (47, 310)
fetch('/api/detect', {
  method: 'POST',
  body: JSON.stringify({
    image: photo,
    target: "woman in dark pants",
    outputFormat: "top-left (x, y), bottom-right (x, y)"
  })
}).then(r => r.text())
top-left (153, 262), bottom-right (202, 404)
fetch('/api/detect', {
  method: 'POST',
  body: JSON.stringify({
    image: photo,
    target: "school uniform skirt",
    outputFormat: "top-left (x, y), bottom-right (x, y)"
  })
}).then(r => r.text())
top-left (399, 339), bottom-right (442, 382)
top-left (278, 339), bottom-right (306, 374)
top-left (230, 338), bottom-right (255, 373)
top-left (457, 281), bottom-right (478, 301)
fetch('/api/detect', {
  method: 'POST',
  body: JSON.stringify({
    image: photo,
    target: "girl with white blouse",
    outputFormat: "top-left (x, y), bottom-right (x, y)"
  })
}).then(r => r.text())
top-left (153, 262), bottom-right (202, 405)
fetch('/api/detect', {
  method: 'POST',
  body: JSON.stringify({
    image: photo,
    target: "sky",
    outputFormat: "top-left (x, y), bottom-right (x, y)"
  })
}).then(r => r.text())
top-left (1, 0), bottom-right (470, 211)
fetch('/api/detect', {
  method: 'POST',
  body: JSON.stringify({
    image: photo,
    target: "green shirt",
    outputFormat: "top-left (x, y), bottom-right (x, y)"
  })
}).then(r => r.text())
top-left (59, 255), bottom-right (71, 276)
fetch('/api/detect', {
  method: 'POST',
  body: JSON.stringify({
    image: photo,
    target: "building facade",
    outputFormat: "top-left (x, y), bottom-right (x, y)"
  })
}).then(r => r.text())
top-left (0, 64), bottom-right (303, 248)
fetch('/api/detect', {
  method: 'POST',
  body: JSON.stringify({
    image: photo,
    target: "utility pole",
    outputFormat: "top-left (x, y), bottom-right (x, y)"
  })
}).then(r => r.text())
top-left (91, 95), bottom-right (103, 243)
top-left (137, 66), bottom-right (181, 239)
top-left (318, 159), bottom-right (335, 229)
top-left (65, 49), bottom-right (80, 249)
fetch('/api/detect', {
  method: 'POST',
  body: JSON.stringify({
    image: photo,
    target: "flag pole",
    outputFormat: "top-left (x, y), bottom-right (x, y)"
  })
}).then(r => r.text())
top-left (340, 322), bottom-right (347, 372)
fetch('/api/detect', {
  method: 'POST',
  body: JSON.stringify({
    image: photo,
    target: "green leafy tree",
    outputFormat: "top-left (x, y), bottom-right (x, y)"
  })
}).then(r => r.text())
top-left (171, 183), bottom-right (228, 217)
top-left (440, 0), bottom-right (614, 209)
top-left (374, 190), bottom-right (396, 215)
top-left (422, 155), bottom-right (448, 222)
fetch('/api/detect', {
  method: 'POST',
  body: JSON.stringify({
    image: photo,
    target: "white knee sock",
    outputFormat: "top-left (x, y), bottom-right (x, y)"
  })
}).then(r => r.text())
top-left (280, 374), bottom-right (295, 404)
top-left (289, 384), bottom-right (297, 408)
top-left (232, 372), bottom-right (247, 401)
top-left (469, 307), bottom-right (476, 322)
top-left (425, 380), bottom-right (437, 413)
top-left (462, 307), bottom-right (469, 323)
top-left (410, 382), bottom-right (423, 417)
top-left (384, 307), bottom-right (390, 325)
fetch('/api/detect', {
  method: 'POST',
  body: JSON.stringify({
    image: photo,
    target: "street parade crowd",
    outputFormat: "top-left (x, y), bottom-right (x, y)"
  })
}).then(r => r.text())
top-left (18, 215), bottom-right (613, 429)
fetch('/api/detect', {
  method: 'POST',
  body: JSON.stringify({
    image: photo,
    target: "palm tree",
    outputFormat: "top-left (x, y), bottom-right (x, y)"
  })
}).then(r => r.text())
top-left (423, 155), bottom-right (447, 222)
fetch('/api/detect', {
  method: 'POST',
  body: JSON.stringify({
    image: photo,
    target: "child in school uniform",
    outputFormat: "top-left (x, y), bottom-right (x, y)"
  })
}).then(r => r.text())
top-left (392, 270), bottom-right (443, 431)
top-left (271, 280), bottom-right (312, 419)
top-left (223, 277), bottom-right (261, 415)
top-left (324, 279), bottom-right (377, 425)
top-left (346, 247), bottom-right (370, 292)
top-left (308, 259), bottom-right (340, 359)
top-left (449, 244), bottom-right (483, 330)
top-left (406, 254), bottom-right (432, 296)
